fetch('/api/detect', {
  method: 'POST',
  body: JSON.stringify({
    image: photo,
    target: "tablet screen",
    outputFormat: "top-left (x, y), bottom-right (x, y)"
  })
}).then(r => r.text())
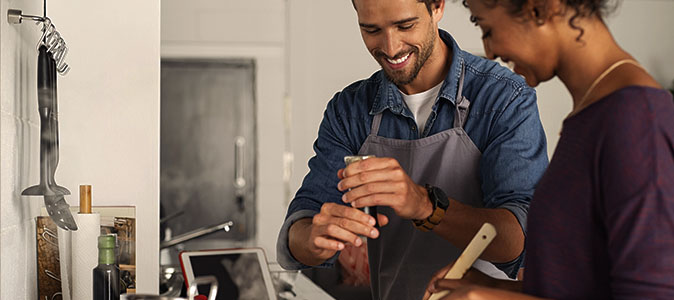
top-left (187, 251), bottom-right (272, 300)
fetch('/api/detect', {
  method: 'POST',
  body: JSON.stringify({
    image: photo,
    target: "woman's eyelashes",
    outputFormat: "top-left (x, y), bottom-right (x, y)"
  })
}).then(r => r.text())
top-left (470, 16), bottom-right (491, 39)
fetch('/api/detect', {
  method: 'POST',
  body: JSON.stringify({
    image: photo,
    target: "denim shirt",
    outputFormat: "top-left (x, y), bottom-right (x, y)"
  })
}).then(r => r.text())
top-left (277, 30), bottom-right (548, 276)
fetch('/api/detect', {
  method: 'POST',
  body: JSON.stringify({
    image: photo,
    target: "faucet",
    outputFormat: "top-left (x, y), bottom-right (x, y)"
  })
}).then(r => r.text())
top-left (160, 220), bottom-right (234, 249)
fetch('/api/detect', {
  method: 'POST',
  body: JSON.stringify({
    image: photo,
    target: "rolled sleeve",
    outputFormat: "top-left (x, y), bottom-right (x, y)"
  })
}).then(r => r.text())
top-left (276, 93), bottom-right (359, 270)
top-left (480, 86), bottom-right (548, 277)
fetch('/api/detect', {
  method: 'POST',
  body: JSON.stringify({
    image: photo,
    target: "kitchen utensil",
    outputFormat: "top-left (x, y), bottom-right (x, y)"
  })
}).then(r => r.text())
top-left (22, 46), bottom-right (70, 196)
top-left (428, 223), bottom-right (497, 300)
top-left (123, 275), bottom-right (218, 300)
top-left (47, 47), bottom-right (69, 196)
top-left (344, 155), bottom-right (377, 225)
top-left (22, 46), bottom-right (77, 231)
top-left (44, 195), bottom-right (77, 230)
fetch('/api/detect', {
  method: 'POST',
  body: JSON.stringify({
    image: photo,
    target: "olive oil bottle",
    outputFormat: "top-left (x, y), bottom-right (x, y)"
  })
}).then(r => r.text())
top-left (93, 235), bottom-right (120, 300)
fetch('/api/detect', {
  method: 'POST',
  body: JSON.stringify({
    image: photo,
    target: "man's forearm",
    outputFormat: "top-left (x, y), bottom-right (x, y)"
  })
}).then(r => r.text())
top-left (288, 218), bottom-right (326, 266)
top-left (433, 199), bottom-right (525, 263)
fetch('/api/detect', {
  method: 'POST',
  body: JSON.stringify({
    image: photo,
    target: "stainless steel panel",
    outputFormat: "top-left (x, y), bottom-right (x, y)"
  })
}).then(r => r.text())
top-left (160, 59), bottom-right (257, 244)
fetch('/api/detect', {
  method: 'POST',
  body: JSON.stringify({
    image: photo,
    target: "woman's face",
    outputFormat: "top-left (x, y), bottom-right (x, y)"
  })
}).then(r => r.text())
top-left (465, 0), bottom-right (557, 87)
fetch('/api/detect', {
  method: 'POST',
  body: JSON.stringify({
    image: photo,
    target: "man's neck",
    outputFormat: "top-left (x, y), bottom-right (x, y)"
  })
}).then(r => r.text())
top-left (398, 34), bottom-right (452, 95)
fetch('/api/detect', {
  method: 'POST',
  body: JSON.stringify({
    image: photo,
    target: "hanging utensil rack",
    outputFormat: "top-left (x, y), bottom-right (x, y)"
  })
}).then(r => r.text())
top-left (7, 8), bottom-right (71, 75)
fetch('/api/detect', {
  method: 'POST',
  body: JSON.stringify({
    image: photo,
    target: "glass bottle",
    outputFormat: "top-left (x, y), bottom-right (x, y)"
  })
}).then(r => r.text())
top-left (93, 234), bottom-right (120, 300)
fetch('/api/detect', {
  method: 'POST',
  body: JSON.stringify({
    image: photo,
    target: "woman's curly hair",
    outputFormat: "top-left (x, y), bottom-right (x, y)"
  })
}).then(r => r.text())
top-left (463, 0), bottom-right (620, 40)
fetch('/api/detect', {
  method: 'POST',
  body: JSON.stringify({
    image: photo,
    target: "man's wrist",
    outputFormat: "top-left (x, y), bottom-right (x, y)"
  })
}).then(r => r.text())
top-left (288, 218), bottom-right (321, 266)
top-left (421, 190), bottom-right (434, 220)
top-left (413, 185), bottom-right (449, 232)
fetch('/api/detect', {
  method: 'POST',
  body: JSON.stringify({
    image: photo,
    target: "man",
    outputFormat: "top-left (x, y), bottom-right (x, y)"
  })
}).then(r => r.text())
top-left (276, 0), bottom-right (548, 299)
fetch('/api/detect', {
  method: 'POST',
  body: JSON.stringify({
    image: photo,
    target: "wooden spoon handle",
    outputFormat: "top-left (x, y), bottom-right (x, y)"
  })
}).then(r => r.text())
top-left (428, 223), bottom-right (497, 300)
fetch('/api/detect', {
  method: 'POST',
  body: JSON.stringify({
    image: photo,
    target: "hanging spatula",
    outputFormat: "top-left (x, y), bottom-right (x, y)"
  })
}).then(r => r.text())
top-left (22, 45), bottom-right (77, 231)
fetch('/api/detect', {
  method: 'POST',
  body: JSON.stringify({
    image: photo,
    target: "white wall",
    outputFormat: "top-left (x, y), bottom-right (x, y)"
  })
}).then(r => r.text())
top-left (1, 0), bottom-right (44, 296)
top-left (161, 0), bottom-right (288, 262)
top-left (0, 0), bottom-right (160, 296)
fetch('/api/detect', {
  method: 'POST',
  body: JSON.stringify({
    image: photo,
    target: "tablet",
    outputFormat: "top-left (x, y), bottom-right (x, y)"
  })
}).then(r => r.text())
top-left (179, 248), bottom-right (277, 300)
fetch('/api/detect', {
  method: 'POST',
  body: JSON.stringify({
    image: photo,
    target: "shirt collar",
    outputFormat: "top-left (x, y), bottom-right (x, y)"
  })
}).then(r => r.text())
top-left (370, 29), bottom-right (465, 116)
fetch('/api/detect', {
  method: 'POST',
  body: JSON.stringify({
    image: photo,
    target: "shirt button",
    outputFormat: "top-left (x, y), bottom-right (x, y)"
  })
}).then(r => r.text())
top-left (411, 125), bottom-right (416, 131)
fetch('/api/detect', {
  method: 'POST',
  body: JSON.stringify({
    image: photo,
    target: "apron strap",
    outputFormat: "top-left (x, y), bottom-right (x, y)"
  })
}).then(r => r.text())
top-left (453, 63), bottom-right (471, 129)
top-left (370, 113), bottom-right (383, 136)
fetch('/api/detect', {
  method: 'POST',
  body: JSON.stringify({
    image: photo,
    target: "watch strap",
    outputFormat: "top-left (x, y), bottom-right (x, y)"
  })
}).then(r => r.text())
top-left (413, 185), bottom-right (447, 232)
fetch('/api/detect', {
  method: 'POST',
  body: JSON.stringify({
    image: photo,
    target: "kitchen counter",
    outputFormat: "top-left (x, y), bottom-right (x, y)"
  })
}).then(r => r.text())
top-left (287, 273), bottom-right (335, 300)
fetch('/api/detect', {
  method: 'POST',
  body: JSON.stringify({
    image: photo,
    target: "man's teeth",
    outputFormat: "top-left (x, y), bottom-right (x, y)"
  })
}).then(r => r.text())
top-left (387, 53), bottom-right (410, 65)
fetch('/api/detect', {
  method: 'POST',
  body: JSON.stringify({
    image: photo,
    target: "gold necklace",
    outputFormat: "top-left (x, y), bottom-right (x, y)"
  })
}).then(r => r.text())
top-left (566, 59), bottom-right (643, 118)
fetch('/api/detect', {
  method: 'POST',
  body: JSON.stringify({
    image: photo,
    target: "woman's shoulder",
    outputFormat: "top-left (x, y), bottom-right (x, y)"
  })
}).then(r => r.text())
top-left (568, 86), bottom-right (673, 142)
top-left (600, 86), bottom-right (673, 114)
top-left (577, 85), bottom-right (672, 117)
top-left (593, 86), bottom-right (673, 145)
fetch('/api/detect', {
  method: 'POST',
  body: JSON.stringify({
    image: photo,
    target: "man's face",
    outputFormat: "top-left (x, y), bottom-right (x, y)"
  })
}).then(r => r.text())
top-left (353, 0), bottom-right (440, 87)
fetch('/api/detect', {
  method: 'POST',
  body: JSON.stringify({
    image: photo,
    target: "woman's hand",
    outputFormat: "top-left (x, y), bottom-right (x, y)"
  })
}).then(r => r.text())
top-left (423, 265), bottom-right (499, 300)
top-left (427, 285), bottom-right (539, 300)
top-left (422, 264), bottom-right (546, 300)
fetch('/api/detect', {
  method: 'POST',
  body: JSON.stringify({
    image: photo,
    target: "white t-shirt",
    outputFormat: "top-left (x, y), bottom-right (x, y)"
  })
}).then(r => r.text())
top-left (400, 81), bottom-right (444, 136)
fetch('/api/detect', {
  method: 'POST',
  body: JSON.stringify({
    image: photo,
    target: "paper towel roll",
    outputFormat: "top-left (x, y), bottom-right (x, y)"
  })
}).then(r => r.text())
top-left (58, 227), bottom-right (72, 300)
top-left (71, 213), bottom-right (100, 300)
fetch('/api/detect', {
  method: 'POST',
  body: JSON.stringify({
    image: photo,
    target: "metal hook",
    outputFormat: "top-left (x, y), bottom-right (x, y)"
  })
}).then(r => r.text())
top-left (45, 31), bottom-right (61, 53)
top-left (8, 9), bottom-right (70, 75)
top-left (7, 9), bottom-right (45, 24)
top-left (37, 17), bottom-right (53, 49)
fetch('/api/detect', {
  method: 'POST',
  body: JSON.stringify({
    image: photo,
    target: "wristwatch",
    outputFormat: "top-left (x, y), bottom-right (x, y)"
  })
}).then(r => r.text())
top-left (413, 184), bottom-right (449, 232)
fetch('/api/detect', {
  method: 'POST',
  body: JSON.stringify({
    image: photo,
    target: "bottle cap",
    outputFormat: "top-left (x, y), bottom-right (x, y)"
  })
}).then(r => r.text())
top-left (98, 235), bottom-right (116, 249)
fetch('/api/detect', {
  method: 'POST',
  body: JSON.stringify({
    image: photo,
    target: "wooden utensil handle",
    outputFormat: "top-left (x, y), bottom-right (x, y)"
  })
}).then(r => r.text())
top-left (428, 223), bottom-right (497, 300)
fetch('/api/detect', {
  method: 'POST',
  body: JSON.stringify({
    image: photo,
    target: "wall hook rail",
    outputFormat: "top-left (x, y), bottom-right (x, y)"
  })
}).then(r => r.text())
top-left (7, 9), bottom-right (71, 75)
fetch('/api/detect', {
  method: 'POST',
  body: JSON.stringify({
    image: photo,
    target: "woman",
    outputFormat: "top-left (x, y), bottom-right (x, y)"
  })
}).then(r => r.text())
top-left (423, 0), bottom-right (674, 299)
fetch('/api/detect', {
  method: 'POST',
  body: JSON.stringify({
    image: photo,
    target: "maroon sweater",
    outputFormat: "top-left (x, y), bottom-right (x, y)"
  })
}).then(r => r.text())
top-left (523, 86), bottom-right (674, 299)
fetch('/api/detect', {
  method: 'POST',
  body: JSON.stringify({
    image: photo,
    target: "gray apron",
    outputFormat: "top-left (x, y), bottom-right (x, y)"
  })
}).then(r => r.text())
top-left (358, 65), bottom-right (505, 299)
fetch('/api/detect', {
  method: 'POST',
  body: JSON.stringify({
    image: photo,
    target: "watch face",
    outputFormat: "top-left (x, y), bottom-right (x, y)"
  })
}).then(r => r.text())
top-left (433, 187), bottom-right (449, 209)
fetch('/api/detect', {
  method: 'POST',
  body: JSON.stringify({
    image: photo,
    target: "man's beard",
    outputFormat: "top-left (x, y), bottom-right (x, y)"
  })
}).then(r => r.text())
top-left (378, 29), bottom-right (435, 87)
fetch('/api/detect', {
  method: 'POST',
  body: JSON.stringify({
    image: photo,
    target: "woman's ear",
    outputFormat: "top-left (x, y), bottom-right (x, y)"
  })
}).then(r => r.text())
top-left (526, 0), bottom-right (549, 25)
top-left (533, 6), bottom-right (545, 25)
top-left (529, 0), bottom-right (565, 26)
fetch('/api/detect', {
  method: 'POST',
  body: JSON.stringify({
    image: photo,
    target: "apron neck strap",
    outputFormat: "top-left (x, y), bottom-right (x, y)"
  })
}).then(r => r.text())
top-left (370, 113), bottom-right (383, 136)
top-left (453, 63), bottom-right (470, 129)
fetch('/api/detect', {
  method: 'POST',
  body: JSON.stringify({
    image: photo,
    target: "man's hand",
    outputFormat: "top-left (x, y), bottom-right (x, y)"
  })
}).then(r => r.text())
top-left (289, 203), bottom-right (383, 266)
top-left (338, 157), bottom-right (433, 220)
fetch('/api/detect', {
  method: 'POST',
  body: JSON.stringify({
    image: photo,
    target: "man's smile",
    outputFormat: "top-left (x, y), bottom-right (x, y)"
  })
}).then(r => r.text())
top-left (384, 52), bottom-right (412, 70)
